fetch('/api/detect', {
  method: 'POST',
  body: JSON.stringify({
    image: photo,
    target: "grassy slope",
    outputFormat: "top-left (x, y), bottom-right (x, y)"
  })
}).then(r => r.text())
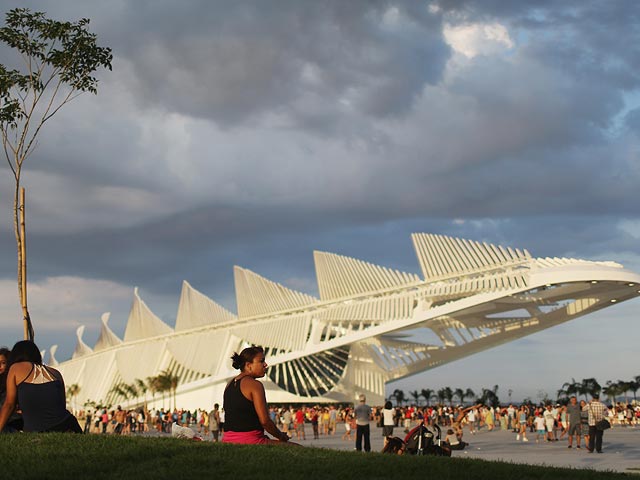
top-left (0, 434), bottom-right (628, 480)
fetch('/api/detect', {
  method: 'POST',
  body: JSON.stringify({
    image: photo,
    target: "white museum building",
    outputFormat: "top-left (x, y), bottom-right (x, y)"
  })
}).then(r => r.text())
top-left (52, 233), bottom-right (640, 409)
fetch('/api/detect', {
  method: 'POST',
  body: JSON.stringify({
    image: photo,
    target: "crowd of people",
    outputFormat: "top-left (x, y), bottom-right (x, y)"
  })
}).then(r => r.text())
top-left (2, 341), bottom-right (638, 456)
top-left (73, 395), bottom-right (639, 453)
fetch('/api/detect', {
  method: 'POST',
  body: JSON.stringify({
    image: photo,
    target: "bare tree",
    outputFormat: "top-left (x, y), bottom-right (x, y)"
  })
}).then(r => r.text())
top-left (0, 8), bottom-right (111, 339)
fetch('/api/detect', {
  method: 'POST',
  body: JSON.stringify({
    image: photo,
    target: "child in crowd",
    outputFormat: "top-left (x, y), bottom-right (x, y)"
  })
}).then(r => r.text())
top-left (534, 412), bottom-right (546, 443)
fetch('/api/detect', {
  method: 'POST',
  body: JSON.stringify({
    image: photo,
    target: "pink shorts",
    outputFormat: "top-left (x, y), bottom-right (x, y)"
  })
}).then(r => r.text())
top-left (222, 430), bottom-right (270, 444)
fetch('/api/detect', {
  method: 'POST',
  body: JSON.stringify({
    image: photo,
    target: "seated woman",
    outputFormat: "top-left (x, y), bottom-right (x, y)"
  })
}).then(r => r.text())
top-left (381, 436), bottom-right (405, 454)
top-left (0, 346), bottom-right (23, 432)
top-left (444, 428), bottom-right (468, 450)
top-left (0, 340), bottom-right (82, 433)
top-left (222, 346), bottom-right (298, 445)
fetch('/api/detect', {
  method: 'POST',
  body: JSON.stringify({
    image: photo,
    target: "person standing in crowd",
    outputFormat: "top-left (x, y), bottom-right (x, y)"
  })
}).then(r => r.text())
top-left (209, 403), bottom-right (221, 442)
top-left (341, 410), bottom-right (352, 441)
top-left (100, 409), bottom-right (109, 433)
top-left (579, 400), bottom-right (590, 446)
top-left (282, 407), bottom-right (292, 437)
top-left (222, 346), bottom-right (297, 445)
top-left (354, 394), bottom-right (372, 452)
top-left (0, 340), bottom-right (82, 433)
top-left (485, 406), bottom-right (495, 431)
top-left (114, 406), bottom-right (126, 434)
top-left (543, 404), bottom-right (556, 442)
top-left (585, 393), bottom-right (608, 453)
top-left (218, 407), bottom-right (225, 434)
top-left (294, 407), bottom-right (306, 440)
top-left (516, 405), bottom-right (529, 442)
top-left (467, 406), bottom-right (477, 435)
top-left (311, 408), bottom-right (320, 439)
top-left (507, 404), bottom-right (516, 431)
top-left (328, 405), bottom-right (337, 435)
top-left (382, 400), bottom-right (395, 445)
top-left (566, 396), bottom-right (582, 448)
top-left (533, 411), bottom-right (546, 443)
top-left (84, 410), bottom-right (93, 434)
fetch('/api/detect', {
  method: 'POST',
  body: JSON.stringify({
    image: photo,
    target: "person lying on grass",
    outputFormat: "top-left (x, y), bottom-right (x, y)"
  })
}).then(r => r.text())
top-left (222, 346), bottom-right (299, 446)
top-left (0, 340), bottom-right (82, 433)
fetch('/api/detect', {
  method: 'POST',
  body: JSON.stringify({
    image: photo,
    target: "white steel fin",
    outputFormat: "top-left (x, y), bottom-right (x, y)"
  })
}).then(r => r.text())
top-left (123, 287), bottom-right (173, 342)
top-left (411, 233), bottom-right (531, 281)
top-left (49, 345), bottom-right (59, 366)
top-left (234, 266), bottom-right (317, 318)
top-left (314, 251), bottom-right (421, 301)
top-left (94, 312), bottom-right (123, 351)
top-left (72, 325), bottom-right (93, 358)
top-left (175, 281), bottom-right (237, 331)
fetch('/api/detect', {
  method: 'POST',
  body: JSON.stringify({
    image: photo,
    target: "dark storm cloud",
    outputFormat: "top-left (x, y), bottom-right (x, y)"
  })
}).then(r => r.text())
top-left (94, 1), bottom-right (451, 125)
top-left (0, 0), bottom-right (638, 320)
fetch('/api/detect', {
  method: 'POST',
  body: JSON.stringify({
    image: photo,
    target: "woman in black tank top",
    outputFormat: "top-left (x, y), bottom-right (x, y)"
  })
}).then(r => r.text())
top-left (222, 346), bottom-right (298, 446)
top-left (0, 340), bottom-right (82, 433)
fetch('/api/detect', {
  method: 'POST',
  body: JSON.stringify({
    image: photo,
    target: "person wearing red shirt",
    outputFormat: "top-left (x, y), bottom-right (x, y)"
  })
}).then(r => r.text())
top-left (294, 408), bottom-right (306, 440)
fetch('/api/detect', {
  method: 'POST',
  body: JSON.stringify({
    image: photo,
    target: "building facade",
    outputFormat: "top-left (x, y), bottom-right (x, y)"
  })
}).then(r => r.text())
top-left (53, 233), bottom-right (640, 409)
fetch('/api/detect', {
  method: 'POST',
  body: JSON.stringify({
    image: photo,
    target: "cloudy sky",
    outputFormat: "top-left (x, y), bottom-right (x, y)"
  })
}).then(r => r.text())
top-left (0, 0), bottom-right (639, 402)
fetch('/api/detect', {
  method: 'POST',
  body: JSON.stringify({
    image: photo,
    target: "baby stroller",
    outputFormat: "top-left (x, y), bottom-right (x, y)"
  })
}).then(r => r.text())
top-left (403, 422), bottom-right (451, 456)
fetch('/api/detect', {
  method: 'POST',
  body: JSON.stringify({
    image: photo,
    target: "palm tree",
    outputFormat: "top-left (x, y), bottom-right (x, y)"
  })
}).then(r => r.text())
top-left (124, 383), bottom-right (139, 403)
top-left (443, 387), bottom-right (454, 406)
top-left (153, 373), bottom-right (172, 409)
top-left (616, 380), bottom-right (631, 404)
top-left (454, 388), bottom-right (466, 405)
top-left (147, 376), bottom-right (160, 406)
top-left (420, 388), bottom-right (434, 406)
top-left (158, 369), bottom-right (179, 409)
top-left (560, 378), bottom-right (580, 398)
top-left (136, 378), bottom-right (149, 406)
top-left (436, 388), bottom-right (446, 405)
top-left (629, 376), bottom-right (640, 402)
top-left (556, 388), bottom-right (568, 402)
top-left (603, 381), bottom-right (619, 405)
top-left (580, 378), bottom-right (601, 400)
top-left (409, 390), bottom-right (421, 406)
top-left (390, 389), bottom-right (405, 407)
top-left (479, 385), bottom-right (500, 408)
top-left (465, 388), bottom-right (476, 403)
top-left (109, 383), bottom-right (130, 403)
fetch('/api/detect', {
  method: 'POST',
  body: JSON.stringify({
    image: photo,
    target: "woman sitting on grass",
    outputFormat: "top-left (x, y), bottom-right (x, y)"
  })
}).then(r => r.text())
top-left (0, 340), bottom-right (82, 433)
top-left (222, 346), bottom-right (298, 445)
top-left (444, 428), bottom-right (468, 450)
top-left (0, 346), bottom-right (23, 432)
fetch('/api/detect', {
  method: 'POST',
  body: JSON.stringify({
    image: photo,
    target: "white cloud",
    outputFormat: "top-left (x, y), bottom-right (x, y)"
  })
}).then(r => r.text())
top-left (0, 276), bottom-right (132, 332)
top-left (443, 22), bottom-right (514, 58)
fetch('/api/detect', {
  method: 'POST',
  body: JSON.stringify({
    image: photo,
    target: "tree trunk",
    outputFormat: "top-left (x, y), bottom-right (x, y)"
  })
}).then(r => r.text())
top-left (16, 186), bottom-right (33, 340)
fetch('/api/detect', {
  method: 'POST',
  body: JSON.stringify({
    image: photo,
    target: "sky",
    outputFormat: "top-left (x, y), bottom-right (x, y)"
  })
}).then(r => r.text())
top-left (0, 0), bottom-right (639, 402)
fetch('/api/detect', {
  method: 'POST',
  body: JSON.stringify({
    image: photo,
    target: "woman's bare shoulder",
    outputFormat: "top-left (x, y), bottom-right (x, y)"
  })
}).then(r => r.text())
top-left (8, 361), bottom-right (32, 373)
top-left (244, 376), bottom-right (265, 393)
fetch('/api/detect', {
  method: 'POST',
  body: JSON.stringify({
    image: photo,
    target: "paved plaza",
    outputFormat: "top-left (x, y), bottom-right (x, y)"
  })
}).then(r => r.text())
top-left (157, 421), bottom-right (640, 473)
top-left (280, 425), bottom-right (640, 474)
